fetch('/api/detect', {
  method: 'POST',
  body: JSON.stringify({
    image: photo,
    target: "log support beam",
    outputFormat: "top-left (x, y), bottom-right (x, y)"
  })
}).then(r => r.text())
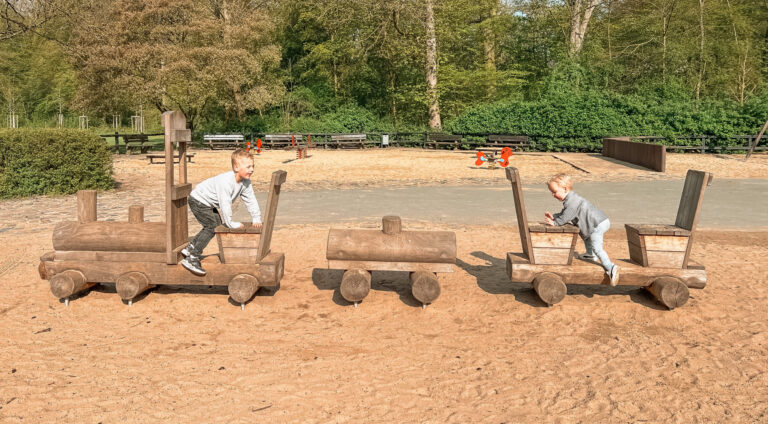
top-left (410, 271), bottom-right (440, 305)
top-left (50, 269), bottom-right (95, 301)
top-left (340, 268), bottom-right (371, 304)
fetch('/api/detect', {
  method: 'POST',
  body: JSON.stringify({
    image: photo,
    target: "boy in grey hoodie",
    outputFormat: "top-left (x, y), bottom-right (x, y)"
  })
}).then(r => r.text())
top-left (544, 173), bottom-right (619, 286)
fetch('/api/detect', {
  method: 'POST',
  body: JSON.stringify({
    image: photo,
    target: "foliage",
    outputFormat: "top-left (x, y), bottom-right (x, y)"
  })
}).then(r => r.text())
top-left (0, 128), bottom-right (113, 198)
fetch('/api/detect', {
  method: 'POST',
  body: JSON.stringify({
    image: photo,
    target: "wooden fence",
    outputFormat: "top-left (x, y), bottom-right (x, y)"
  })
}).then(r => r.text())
top-left (602, 137), bottom-right (666, 172)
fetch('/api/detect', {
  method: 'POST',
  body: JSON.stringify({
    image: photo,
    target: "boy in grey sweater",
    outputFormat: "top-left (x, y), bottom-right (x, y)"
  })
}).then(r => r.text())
top-left (181, 149), bottom-right (263, 276)
top-left (544, 174), bottom-right (619, 285)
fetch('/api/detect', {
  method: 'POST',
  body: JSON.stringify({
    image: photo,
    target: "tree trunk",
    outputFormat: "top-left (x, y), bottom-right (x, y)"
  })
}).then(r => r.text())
top-left (568, 0), bottom-right (600, 57)
top-left (483, 1), bottom-right (497, 98)
top-left (425, 0), bottom-right (442, 130)
top-left (695, 0), bottom-right (705, 102)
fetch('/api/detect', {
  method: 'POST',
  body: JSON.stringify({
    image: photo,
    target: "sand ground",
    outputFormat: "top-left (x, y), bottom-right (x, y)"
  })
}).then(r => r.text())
top-left (1, 149), bottom-right (766, 422)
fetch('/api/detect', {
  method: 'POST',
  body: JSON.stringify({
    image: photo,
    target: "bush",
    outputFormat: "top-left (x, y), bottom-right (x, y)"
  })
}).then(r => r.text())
top-left (0, 129), bottom-right (113, 198)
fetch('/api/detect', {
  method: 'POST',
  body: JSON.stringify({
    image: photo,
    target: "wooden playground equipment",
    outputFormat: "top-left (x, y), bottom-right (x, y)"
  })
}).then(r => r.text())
top-left (39, 111), bottom-right (286, 308)
top-left (504, 167), bottom-right (712, 309)
top-left (326, 216), bottom-right (456, 308)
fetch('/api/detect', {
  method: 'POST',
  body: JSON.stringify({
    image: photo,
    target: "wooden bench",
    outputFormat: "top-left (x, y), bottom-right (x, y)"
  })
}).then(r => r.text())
top-left (264, 134), bottom-right (303, 150)
top-left (330, 134), bottom-right (367, 149)
top-left (506, 167), bottom-right (580, 265)
top-left (487, 135), bottom-right (532, 151)
top-left (124, 134), bottom-right (151, 154)
top-left (625, 170), bottom-right (713, 268)
top-left (204, 134), bottom-right (245, 150)
top-left (425, 133), bottom-right (462, 150)
top-left (146, 153), bottom-right (196, 164)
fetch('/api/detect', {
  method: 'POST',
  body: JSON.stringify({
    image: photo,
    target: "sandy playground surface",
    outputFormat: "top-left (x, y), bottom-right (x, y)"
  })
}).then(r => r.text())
top-left (0, 149), bottom-right (767, 422)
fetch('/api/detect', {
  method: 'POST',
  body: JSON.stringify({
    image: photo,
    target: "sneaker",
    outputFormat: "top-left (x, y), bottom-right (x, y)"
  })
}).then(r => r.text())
top-left (182, 256), bottom-right (206, 276)
top-left (577, 252), bottom-right (597, 261)
top-left (609, 265), bottom-right (619, 286)
top-left (181, 244), bottom-right (195, 257)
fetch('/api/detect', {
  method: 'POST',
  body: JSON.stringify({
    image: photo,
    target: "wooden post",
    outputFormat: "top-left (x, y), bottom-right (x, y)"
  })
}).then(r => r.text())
top-left (646, 277), bottom-right (689, 309)
top-left (410, 271), bottom-right (440, 304)
top-left (228, 274), bottom-right (260, 304)
top-left (532, 272), bottom-right (567, 306)
top-left (50, 269), bottom-right (94, 299)
top-left (77, 190), bottom-right (97, 224)
top-left (340, 268), bottom-right (371, 303)
top-left (257, 170), bottom-right (287, 261)
top-left (116, 271), bottom-right (153, 300)
top-left (128, 205), bottom-right (144, 223)
top-left (382, 216), bottom-right (401, 235)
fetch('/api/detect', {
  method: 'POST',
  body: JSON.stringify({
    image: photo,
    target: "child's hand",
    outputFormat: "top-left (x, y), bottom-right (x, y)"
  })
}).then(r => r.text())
top-left (545, 212), bottom-right (554, 220)
top-left (252, 222), bottom-right (263, 230)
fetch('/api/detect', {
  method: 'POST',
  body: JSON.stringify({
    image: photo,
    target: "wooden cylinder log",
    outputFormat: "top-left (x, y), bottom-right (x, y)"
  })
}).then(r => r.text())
top-left (340, 268), bottom-right (371, 303)
top-left (128, 205), bottom-right (144, 224)
top-left (77, 190), bottom-right (97, 224)
top-left (53, 221), bottom-right (167, 252)
top-left (382, 216), bottom-right (401, 235)
top-left (116, 271), bottom-right (153, 300)
top-left (327, 229), bottom-right (456, 264)
top-left (410, 271), bottom-right (440, 304)
top-left (646, 277), bottom-right (689, 309)
top-left (228, 274), bottom-right (260, 304)
top-left (533, 272), bottom-right (567, 305)
top-left (50, 269), bottom-right (93, 299)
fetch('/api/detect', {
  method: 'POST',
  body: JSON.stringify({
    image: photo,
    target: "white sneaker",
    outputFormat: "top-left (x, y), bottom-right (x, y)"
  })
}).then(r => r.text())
top-left (577, 252), bottom-right (597, 261)
top-left (181, 244), bottom-right (195, 257)
top-left (181, 257), bottom-right (206, 276)
top-left (609, 265), bottom-right (619, 286)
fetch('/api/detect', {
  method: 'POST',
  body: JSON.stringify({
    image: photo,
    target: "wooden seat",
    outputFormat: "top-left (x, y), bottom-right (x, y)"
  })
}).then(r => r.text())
top-left (426, 133), bottom-right (462, 150)
top-left (487, 135), bottom-right (532, 151)
top-left (625, 170), bottom-right (712, 268)
top-left (264, 134), bottom-right (302, 150)
top-left (204, 134), bottom-right (244, 150)
top-left (123, 134), bottom-right (151, 154)
top-left (330, 134), bottom-right (367, 149)
top-left (506, 167), bottom-right (579, 265)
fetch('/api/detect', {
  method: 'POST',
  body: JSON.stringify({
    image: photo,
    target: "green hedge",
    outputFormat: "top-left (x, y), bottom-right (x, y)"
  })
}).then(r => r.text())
top-left (0, 129), bottom-right (113, 198)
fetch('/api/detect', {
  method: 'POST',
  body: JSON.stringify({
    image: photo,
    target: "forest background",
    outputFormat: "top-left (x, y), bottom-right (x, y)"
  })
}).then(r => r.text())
top-left (1, 0), bottom-right (767, 145)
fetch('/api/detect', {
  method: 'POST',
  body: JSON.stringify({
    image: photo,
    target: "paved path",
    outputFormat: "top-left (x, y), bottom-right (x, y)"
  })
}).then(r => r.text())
top-left (234, 178), bottom-right (768, 229)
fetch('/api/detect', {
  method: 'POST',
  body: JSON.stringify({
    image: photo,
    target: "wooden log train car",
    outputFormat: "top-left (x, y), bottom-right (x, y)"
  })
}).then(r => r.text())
top-left (326, 216), bottom-right (456, 308)
top-left (39, 111), bottom-right (286, 308)
top-left (504, 167), bottom-right (712, 309)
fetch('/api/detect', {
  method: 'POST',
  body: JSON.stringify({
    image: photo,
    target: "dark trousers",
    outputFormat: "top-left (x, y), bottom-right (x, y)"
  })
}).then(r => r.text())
top-left (188, 196), bottom-right (222, 257)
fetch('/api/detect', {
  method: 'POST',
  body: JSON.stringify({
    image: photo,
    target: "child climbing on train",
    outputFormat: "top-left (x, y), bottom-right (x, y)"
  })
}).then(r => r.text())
top-left (181, 149), bottom-right (263, 276)
top-left (543, 173), bottom-right (619, 286)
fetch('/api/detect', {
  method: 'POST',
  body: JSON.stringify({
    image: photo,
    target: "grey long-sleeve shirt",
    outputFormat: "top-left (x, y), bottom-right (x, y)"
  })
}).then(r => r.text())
top-left (553, 191), bottom-right (608, 238)
top-left (190, 171), bottom-right (262, 228)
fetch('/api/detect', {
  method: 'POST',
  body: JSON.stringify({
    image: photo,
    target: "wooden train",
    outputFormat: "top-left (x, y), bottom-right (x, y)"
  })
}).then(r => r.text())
top-left (326, 215), bottom-right (456, 308)
top-left (39, 111), bottom-right (286, 308)
top-left (504, 166), bottom-right (712, 309)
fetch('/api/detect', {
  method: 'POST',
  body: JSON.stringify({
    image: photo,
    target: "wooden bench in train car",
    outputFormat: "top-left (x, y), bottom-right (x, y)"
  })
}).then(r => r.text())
top-left (204, 134), bottom-right (245, 150)
top-left (487, 135), bottom-right (532, 151)
top-left (624, 170), bottom-right (713, 269)
top-left (124, 134), bottom-right (152, 154)
top-left (146, 152), bottom-right (196, 164)
top-left (264, 134), bottom-right (302, 150)
top-left (326, 216), bottom-right (456, 308)
top-left (330, 134), bottom-right (367, 149)
top-left (504, 166), bottom-right (709, 309)
top-left (425, 133), bottom-right (462, 150)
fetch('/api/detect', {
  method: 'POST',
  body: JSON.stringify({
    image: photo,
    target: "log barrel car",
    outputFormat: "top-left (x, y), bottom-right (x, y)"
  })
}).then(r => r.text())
top-left (504, 167), bottom-right (712, 309)
top-left (39, 111), bottom-right (286, 309)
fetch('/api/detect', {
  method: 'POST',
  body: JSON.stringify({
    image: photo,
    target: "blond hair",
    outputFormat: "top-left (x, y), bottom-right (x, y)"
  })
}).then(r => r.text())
top-left (548, 173), bottom-right (573, 190)
top-left (231, 148), bottom-right (253, 169)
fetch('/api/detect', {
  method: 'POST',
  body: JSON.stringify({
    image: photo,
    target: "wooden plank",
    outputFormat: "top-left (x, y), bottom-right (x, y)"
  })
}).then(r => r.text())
top-left (531, 247), bottom-right (572, 265)
top-left (170, 183), bottom-right (192, 200)
top-left (505, 167), bottom-right (534, 263)
top-left (53, 221), bottom-right (167, 252)
top-left (675, 170), bottom-right (712, 268)
top-left (221, 247), bottom-right (259, 264)
top-left (627, 240), bottom-right (648, 266)
top-left (506, 252), bottom-right (706, 289)
top-left (217, 233), bottom-right (260, 248)
top-left (77, 190), bottom-right (97, 224)
top-left (529, 232), bottom-right (575, 248)
top-left (257, 170), bottom-right (287, 261)
top-left (43, 256), bottom-right (283, 288)
top-left (644, 235), bottom-right (688, 251)
top-left (602, 138), bottom-right (665, 172)
top-left (646, 250), bottom-right (685, 268)
top-left (53, 251), bottom-right (166, 262)
top-left (162, 110), bottom-right (189, 264)
top-left (326, 228), bottom-right (456, 263)
top-left (171, 129), bottom-right (192, 143)
top-left (327, 259), bottom-right (454, 273)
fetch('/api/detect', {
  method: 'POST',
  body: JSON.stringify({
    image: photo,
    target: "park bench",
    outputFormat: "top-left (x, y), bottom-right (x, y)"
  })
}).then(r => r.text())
top-left (425, 133), bottom-right (462, 149)
top-left (124, 134), bottom-right (152, 154)
top-left (624, 170), bottom-right (713, 268)
top-left (487, 135), bottom-right (532, 151)
top-left (330, 134), bottom-right (367, 149)
top-left (264, 134), bottom-right (303, 150)
top-left (204, 134), bottom-right (245, 150)
top-left (146, 153), bottom-right (196, 164)
top-left (506, 167), bottom-right (580, 265)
